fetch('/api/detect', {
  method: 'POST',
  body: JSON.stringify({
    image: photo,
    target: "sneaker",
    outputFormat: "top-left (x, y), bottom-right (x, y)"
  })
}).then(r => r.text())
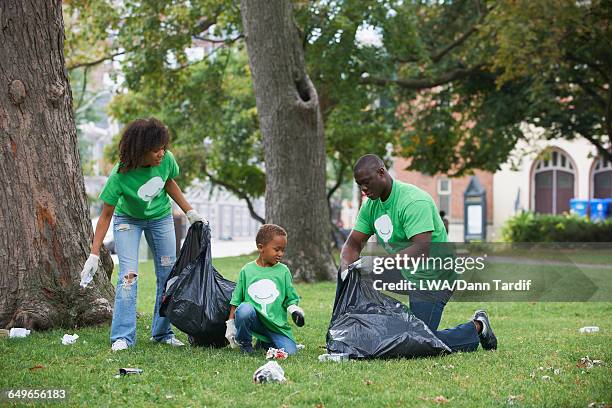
top-left (111, 338), bottom-right (129, 352)
top-left (161, 337), bottom-right (185, 347)
top-left (473, 310), bottom-right (498, 350)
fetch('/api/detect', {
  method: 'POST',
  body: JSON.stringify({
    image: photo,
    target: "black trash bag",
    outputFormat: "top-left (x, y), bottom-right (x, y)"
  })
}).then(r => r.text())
top-left (160, 221), bottom-right (235, 347)
top-left (326, 263), bottom-right (451, 359)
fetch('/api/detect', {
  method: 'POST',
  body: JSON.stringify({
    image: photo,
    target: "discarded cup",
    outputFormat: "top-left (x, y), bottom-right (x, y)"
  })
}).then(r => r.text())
top-left (119, 368), bottom-right (143, 376)
top-left (579, 326), bottom-right (599, 334)
top-left (61, 334), bottom-right (79, 345)
top-left (9, 328), bottom-right (31, 338)
top-left (318, 353), bottom-right (349, 362)
top-left (253, 361), bottom-right (285, 384)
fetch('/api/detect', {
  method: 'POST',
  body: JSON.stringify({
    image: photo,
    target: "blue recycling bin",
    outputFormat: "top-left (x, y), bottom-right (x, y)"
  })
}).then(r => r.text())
top-left (589, 198), bottom-right (611, 221)
top-left (569, 199), bottom-right (589, 217)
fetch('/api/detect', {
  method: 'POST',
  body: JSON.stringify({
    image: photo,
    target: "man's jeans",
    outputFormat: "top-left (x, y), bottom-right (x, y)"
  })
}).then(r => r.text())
top-left (234, 303), bottom-right (297, 354)
top-left (110, 214), bottom-right (176, 346)
top-left (408, 290), bottom-right (479, 352)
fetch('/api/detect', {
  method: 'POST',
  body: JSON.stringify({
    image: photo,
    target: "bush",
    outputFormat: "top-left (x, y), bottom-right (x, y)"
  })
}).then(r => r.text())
top-left (501, 211), bottom-right (612, 242)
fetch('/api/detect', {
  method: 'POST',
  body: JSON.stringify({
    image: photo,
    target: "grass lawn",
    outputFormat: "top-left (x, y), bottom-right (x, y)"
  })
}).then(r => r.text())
top-left (1, 255), bottom-right (611, 407)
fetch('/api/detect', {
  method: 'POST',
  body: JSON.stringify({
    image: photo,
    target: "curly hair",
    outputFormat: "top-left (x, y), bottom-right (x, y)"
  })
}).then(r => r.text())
top-left (118, 118), bottom-right (170, 173)
top-left (256, 224), bottom-right (287, 246)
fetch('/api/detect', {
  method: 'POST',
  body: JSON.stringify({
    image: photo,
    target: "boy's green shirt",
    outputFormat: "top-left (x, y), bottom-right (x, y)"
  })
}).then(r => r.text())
top-left (230, 261), bottom-right (300, 343)
top-left (99, 150), bottom-right (179, 219)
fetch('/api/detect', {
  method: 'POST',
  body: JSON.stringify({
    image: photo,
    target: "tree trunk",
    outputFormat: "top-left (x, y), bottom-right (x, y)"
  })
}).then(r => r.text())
top-left (0, 0), bottom-right (114, 330)
top-left (240, 0), bottom-right (336, 282)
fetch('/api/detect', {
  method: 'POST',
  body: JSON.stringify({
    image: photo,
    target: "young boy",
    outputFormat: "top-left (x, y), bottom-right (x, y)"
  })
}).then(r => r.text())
top-left (225, 224), bottom-right (305, 355)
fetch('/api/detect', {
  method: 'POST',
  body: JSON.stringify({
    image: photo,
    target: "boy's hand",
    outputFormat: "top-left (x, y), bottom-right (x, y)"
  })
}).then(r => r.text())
top-left (225, 319), bottom-right (238, 348)
top-left (287, 305), bottom-right (305, 327)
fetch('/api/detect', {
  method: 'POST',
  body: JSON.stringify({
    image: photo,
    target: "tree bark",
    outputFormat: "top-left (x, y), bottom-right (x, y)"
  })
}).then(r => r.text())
top-left (0, 0), bottom-right (114, 330)
top-left (240, 0), bottom-right (336, 282)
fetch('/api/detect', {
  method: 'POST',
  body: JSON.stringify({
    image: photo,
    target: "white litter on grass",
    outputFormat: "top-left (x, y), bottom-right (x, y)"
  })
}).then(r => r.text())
top-left (577, 356), bottom-right (604, 370)
top-left (9, 328), bottom-right (30, 338)
top-left (579, 326), bottom-right (599, 334)
top-left (296, 344), bottom-right (305, 350)
top-left (61, 334), bottom-right (79, 345)
top-left (252, 361), bottom-right (286, 384)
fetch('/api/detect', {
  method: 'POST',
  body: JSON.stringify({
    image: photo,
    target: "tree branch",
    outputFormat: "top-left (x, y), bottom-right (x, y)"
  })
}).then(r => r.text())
top-left (204, 170), bottom-right (265, 224)
top-left (67, 50), bottom-right (126, 71)
top-left (360, 64), bottom-right (485, 90)
top-left (327, 162), bottom-right (347, 202)
top-left (192, 34), bottom-right (244, 43)
top-left (581, 132), bottom-right (612, 163)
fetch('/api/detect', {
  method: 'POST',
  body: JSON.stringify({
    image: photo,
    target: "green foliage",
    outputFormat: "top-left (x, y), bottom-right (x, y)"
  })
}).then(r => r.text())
top-left (65, 0), bottom-right (611, 210)
top-left (502, 211), bottom-right (612, 242)
top-left (486, 0), bottom-right (612, 160)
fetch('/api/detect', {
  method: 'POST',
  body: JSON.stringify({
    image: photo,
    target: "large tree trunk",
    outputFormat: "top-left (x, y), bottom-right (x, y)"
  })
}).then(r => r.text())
top-left (0, 0), bottom-right (114, 330)
top-left (240, 0), bottom-right (336, 282)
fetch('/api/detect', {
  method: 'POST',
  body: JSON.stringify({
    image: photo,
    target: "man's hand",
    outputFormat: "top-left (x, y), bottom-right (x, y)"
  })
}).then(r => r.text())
top-left (186, 210), bottom-right (208, 225)
top-left (225, 319), bottom-right (238, 348)
top-left (340, 257), bottom-right (376, 281)
top-left (80, 254), bottom-right (99, 288)
top-left (287, 304), bottom-right (305, 327)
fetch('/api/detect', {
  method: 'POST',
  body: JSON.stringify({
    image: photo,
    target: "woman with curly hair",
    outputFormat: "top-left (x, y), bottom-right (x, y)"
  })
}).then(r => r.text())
top-left (80, 118), bottom-right (206, 351)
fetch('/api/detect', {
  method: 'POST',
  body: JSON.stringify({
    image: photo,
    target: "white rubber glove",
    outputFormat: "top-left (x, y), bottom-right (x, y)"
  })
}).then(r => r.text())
top-left (80, 254), bottom-right (99, 288)
top-left (340, 258), bottom-right (369, 281)
top-left (287, 304), bottom-right (305, 327)
top-left (225, 319), bottom-right (238, 348)
top-left (186, 209), bottom-right (208, 225)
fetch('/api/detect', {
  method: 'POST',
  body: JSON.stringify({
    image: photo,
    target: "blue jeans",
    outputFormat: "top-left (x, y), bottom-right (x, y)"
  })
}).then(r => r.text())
top-left (234, 303), bottom-right (297, 355)
top-left (110, 214), bottom-right (176, 346)
top-left (409, 290), bottom-right (480, 352)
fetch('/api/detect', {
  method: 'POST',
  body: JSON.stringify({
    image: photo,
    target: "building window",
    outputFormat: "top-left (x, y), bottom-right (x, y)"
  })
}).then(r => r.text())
top-left (438, 178), bottom-right (451, 217)
top-left (533, 150), bottom-right (576, 214)
top-left (592, 158), bottom-right (612, 198)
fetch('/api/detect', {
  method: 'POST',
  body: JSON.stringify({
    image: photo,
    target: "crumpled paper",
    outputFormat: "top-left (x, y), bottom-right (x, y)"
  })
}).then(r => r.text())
top-left (265, 347), bottom-right (288, 360)
top-left (61, 333), bottom-right (79, 345)
top-left (253, 361), bottom-right (286, 384)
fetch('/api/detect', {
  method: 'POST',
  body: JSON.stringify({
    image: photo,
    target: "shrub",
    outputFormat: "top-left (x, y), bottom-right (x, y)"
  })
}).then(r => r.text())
top-left (501, 211), bottom-right (612, 242)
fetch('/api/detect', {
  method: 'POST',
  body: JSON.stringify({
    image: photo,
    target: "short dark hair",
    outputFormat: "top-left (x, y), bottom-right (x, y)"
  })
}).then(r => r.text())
top-left (256, 224), bottom-right (287, 246)
top-left (118, 118), bottom-right (170, 173)
top-left (354, 154), bottom-right (385, 173)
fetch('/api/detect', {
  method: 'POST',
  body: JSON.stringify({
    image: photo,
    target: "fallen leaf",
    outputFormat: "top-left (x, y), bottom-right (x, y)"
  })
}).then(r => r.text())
top-left (29, 364), bottom-right (44, 371)
top-left (433, 395), bottom-right (449, 404)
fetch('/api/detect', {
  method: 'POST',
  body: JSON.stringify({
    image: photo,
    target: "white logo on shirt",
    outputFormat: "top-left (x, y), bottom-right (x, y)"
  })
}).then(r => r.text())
top-left (137, 177), bottom-right (165, 203)
top-left (247, 279), bottom-right (280, 316)
top-left (374, 214), bottom-right (394, 243)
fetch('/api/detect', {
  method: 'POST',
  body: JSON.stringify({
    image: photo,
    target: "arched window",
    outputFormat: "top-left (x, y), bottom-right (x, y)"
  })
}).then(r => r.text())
top-left (533, 149), bottom-right (576, 214)
top-left (592, 158), bottom-right (612, 198)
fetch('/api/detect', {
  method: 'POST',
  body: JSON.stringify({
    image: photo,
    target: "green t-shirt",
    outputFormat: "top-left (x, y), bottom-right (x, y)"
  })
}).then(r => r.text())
top-left (230, 261), bottom-right (300, 343)
top-left (99, 150), bottom-right (179, 220)
top-left (354, 179), bottom-right (451, 281)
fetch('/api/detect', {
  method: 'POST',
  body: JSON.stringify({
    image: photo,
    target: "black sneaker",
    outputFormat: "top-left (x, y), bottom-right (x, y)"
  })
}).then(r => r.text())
top-left (473, 310), bottom-right (497, 350)
top-left (239, 342), bottom-right (255, 354)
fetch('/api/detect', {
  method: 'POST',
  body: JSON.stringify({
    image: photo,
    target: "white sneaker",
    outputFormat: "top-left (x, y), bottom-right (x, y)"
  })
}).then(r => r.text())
top-left (111, 338), bottom-right (129, 352)
top-left (161, 337), bottom-right (185, 347)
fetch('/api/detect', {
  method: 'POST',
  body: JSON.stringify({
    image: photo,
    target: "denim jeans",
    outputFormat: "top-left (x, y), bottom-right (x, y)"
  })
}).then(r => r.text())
top-left (408, 290), bottom-right (480, 353)
top-left (110, 214), bottom-right (176, 346)
top-left (234, 303), bottom-right (297, 355)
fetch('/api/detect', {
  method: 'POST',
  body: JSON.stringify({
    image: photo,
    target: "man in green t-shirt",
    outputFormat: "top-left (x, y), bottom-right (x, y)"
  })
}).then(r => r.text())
top-left (338, 154), bottom-right (497, 352)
